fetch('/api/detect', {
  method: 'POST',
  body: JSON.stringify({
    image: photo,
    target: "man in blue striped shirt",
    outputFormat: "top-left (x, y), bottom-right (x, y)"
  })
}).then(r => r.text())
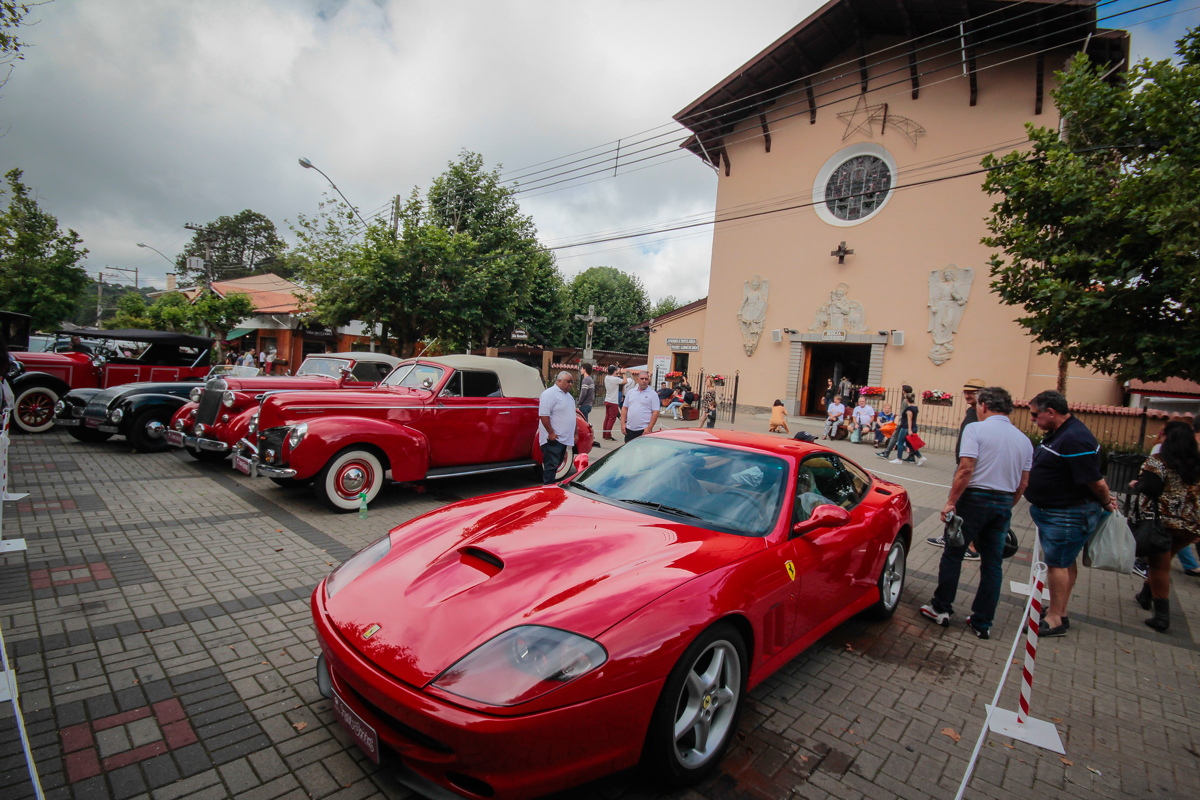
top-left (1024, 390), bottom-right (1118, 638)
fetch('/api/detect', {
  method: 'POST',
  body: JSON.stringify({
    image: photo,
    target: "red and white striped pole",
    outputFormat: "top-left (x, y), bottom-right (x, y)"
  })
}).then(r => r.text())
top-left (1017, 567), bottom-right (1045, 725)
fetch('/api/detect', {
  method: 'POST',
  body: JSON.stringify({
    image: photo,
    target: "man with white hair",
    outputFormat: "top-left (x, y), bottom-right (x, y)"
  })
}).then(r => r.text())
top-left (538, 371), bottom-right (576, 484)
top-left (621, 370), bottom-right (660, 443)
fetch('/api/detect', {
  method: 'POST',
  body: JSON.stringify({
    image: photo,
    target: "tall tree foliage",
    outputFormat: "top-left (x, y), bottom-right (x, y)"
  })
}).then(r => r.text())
top-left (177, 210), bottom-right (287, 284)
top-left (0, 168), bottom-right (89, 329)
top-left (982, 32), bottom-right (1200, 384)
top-left (566, 266), bottom-right (651, 353)
top-left (191, 292), bottom-right (255, 359)
top-left (294, 152), bottom-right (564, 356)
top-left (1, 1), bottom-right (34, 95)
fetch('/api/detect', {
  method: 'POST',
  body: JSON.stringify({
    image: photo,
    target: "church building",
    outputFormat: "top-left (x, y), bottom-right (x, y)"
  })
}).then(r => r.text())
top-left (652, 0), bottom-right (1128, 415)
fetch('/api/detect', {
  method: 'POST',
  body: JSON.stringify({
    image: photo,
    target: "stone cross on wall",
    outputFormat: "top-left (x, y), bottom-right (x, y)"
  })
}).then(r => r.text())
top-left (573, 305), bottom-right (607, 361)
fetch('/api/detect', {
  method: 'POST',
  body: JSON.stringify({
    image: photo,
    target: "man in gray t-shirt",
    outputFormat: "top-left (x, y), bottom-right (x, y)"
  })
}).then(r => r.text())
top-left (576, 364), bottom-right (595, 422)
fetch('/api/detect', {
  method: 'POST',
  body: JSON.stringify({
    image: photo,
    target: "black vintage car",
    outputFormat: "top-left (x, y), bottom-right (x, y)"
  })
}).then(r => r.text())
top-left (53, 366), bottom-right (261, 452)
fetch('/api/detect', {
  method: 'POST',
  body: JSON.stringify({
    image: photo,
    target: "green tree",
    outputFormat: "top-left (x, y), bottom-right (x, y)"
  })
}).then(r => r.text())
top-left (147, 292), bottom-right (194, 333)
top-left (982, 31), bottom-right (1200, 386)
top-left (177, 209), bottom-right (287, 284)
top-left (0, 168), bottom-right (89, 329)
top-left (566, 266), bottom-right (651, 353)
top-left (1, 2), bottom-right (34, 93)
top-left (649, 295), bottom-right (687, 319)
top-left (191, 292), bottom-right (255, 359)
top-left (103, 292), bottom-right (153, 330)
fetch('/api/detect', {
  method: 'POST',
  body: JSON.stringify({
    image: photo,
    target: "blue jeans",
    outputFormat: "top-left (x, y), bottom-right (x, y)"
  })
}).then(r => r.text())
top-left (1177, 543), bottom-right (1200, 571)
top-left (665, 401), bottom-right (684, 417)
top-left (931, 489), bottom-right (1013, 631)
top-left (578, 404), bottom-right (591, 422)
top-left (540, 441), bottom-right (567, 485)
top-left (1029, 502), bottom-right (1106, 568)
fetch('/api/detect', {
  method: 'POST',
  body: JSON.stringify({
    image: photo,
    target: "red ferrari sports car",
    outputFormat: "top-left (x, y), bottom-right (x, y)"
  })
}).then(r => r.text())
top-left (311, 429), bottom-right (912, 799)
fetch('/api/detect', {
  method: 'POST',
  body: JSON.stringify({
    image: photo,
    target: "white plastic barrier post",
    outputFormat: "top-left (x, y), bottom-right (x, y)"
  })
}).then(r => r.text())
top-left (0, 410), bottom-right (29, 553)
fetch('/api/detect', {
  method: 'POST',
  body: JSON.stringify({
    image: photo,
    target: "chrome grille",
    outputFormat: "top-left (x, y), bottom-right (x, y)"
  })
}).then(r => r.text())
top-left (195, 378), bottom-right (227, 427)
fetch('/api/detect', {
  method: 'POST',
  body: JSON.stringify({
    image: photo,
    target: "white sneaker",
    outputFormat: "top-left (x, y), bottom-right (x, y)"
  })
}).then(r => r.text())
top-left (920, 604), bottom-right (952, 627)
top-left (916, 456), bottom-right (928, 466)
top-left (889, 459), bottom-right (905, 464)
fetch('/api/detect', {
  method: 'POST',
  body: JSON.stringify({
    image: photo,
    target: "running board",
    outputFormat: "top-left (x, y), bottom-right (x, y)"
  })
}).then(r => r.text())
top-left (418, 460), bottom-right (537, 480)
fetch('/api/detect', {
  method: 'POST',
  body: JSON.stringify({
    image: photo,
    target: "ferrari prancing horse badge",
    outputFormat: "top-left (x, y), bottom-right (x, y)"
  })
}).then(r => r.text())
top-left (784, 561), bottom-right (796, 581)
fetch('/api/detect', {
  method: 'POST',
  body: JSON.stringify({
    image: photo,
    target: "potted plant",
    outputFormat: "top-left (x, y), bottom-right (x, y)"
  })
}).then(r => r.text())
top-left (859, 386), bottom-right (886, 397)
top-left (922, 389), bottom-right (954, 405)
top-left (711, 374), bottom-right (726, 387)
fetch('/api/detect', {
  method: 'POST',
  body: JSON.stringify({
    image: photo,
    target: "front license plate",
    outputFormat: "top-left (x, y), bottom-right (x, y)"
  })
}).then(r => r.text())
top-left (85, 418), bottom-right (99, 428)
top-left (166, 430), bottom-right (183, 447)
top-left (233, 455), bottom-right (251, 475)
top-left (332, 690), bottom-right (379, 764)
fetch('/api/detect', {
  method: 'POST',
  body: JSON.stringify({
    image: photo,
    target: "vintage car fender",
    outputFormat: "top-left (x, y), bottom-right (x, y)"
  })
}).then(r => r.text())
top-left (170, 401), bottom-right (199, 431)
top-left (12, 370), bottom-right (72, 399)
top-left (115, 392), bottom-right (193, 436)
top-left (286, 416), bottom-right (432, 483)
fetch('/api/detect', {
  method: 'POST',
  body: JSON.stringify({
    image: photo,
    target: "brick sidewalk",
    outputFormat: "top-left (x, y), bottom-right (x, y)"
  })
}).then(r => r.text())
top-left (3, 428), bottom-right (1199, 800)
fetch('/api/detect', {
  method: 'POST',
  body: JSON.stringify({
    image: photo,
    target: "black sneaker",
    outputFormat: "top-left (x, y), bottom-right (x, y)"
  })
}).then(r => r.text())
top-left (875, 452), bottom-right (887, 459)
top-left (963, 549), bottom-right (981, 561)
top-left (926, 535), bottom-right (945, 547)
top-left (966, 616), bottom-right (990, 639)
top-left (1039, 619), bottom-right (1068, 638)
top-left (1132, 561), bottom-right (1149, 579)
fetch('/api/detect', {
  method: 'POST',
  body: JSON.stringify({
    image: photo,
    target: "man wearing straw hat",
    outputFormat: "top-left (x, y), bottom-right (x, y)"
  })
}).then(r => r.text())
top-left (921, 387), bottom-right (1033, 639)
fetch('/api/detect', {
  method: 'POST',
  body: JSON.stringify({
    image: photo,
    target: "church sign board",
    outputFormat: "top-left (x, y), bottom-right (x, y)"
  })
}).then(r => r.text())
top-left (667, 338), bottom-right (699, 352)
top-left (821, 330), bottom-right (847, 342)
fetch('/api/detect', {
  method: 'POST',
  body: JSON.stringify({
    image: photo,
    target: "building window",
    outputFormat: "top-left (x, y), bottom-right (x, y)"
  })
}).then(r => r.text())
top-left (824, 156), bottom-right (891, 221)
top-left (813, 143), bottom-right (898, 228)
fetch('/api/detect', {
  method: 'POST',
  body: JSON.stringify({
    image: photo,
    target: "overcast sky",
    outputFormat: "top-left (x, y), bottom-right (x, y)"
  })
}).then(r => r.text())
top-left (2, 0), bottom-right (1195, 304)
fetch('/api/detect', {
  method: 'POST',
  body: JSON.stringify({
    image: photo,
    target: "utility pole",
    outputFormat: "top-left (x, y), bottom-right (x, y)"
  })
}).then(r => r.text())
top-left (184, 223), bottom-right (214, 291)
top-left (106, 265), bottom-right (139, 293)
top-left (390, 194), bottom-right (401, 239)
top-left (95, 272), bottom-right (107, 326)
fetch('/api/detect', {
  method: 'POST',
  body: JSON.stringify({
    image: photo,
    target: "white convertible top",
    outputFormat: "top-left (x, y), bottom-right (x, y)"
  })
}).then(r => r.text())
top-left (418, 355), bottom-right (546, 398)
top-left (313, 351), bottom-right (403, 366)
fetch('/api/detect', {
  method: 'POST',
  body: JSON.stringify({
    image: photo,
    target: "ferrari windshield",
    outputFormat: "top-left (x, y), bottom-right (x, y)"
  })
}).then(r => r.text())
top-left (572, 438), bottom-right (789, 537)
top-left (296, 358), bottom-right (351, 378)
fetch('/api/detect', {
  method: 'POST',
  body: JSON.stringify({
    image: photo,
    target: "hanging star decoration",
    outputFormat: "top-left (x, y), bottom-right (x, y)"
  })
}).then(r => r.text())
top-left (837, 94), bottom-right (926, 145)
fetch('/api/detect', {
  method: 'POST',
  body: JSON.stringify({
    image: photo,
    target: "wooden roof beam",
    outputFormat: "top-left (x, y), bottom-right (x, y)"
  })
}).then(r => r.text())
top-left (844, 0), bottom-right (871, 93)
top-left (1034, 10), bottom-right (1046, 115)
top-left (759, 112), bottom-right (772, 153)
top-left (960, 1), bottom-right (978, 106)
top-left (896, 0), bottom-right (919, 99)
top-left (787, 39), bottom-right (820, 124)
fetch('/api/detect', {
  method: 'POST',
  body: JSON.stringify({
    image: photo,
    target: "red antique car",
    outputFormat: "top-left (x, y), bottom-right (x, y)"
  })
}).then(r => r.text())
top-left (167, 351), bottom-right (402, 462)
top-left (311, 429), bottom-right (911, 798)
top-left (241, 355), bottom-right (594, 511)
top-left (10, 328), bottom-right (214, 433)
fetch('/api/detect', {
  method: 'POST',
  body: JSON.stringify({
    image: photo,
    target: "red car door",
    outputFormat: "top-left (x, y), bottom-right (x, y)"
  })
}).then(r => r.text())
top-left (427, 370), bottom-right (504, 467)
top-left (788, 453), bottom-right (877, 641)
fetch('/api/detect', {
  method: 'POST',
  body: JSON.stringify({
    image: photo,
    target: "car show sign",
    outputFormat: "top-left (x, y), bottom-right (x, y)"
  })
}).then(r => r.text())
top-left (511, 329), bottom-right (529, 340)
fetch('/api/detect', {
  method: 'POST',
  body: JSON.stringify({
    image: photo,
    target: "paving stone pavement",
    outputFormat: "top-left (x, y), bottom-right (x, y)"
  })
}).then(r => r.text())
top-left (2, 425), bottom-right (1199, 800)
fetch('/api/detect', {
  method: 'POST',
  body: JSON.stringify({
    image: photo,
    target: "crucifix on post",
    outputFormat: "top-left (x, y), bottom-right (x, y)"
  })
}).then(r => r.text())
top-left (573, 304), bottom-right (607, 363)
top-left (831, 241), bottom-right (855, 264)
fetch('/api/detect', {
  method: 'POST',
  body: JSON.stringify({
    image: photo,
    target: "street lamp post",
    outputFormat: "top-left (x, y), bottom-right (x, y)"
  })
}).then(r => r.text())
top-left (298, 157), bottom-right (370, 229)
top-left (136, 243), bottom-right (178, 290)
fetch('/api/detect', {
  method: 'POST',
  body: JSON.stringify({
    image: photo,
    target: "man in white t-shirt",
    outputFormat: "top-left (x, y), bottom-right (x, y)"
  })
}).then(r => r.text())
top-left (620, 370), bottom-right (659, 444)
top-left (851, 397), bottom-right (875, 439)
top-left (601, 365), bottom-right (624, 442)
top-left (265, 349), bottom-right (276, 375)
top-left (538, 372), bottom-right (576, 484)
top-left (921, 386), bottom-right (1033, 639)
top-left (822, 395), bottom-right (846, 439)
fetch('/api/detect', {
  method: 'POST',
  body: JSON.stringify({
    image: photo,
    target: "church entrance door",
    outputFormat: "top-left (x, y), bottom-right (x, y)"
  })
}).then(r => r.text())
top-left (801, 343), bottom-right (872, 415)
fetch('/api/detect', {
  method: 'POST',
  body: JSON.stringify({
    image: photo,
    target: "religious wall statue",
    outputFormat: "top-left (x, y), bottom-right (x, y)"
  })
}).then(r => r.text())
top-left (738, 276), bottom-right (770, 357)
top-left (927, 265), bottom-right (975, 365)
top-left (810, 283), bottom-right (866, 334)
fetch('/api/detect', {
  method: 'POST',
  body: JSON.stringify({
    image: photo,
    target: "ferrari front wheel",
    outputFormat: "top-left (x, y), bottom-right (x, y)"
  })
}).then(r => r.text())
top-left (642, 622), bottom-right (746, 787)
top-left (866, 537), bottom-right (907, 620)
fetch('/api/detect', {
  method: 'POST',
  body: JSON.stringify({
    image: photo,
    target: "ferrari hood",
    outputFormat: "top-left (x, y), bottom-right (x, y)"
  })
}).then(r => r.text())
top-left (323, 487), bottom-right (764, 688)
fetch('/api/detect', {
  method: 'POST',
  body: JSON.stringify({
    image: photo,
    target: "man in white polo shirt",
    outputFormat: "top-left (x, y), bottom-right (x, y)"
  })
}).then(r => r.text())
top-left (620, 370), bottom-right (660, 444)
top-left (921, 386), bottom-right (1033, 639)
top-left (537, 371), bottom-right (576, 485)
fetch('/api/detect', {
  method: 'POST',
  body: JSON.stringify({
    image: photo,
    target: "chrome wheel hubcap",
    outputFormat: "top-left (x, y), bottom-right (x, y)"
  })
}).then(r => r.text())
top-left (673, 640), bottom-right (739, 768)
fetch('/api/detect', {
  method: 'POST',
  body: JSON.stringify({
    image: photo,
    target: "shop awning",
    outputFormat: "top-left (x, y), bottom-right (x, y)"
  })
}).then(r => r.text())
top-left (226, 328), bottom-right (255, 339)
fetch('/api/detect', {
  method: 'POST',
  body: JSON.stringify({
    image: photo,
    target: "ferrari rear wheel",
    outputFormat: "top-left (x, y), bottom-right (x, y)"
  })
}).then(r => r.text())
top-left (67, 428), bottom-right (114, 444)
top-left (642, 622), bottom-right (746, 787)
top-left (866, 537), bottom-right (907, 620)
top-left (317, 447), bottom-right (384, 512)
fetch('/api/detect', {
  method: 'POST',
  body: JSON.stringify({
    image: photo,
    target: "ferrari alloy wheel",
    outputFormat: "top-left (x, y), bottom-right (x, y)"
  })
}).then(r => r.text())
top-left (129, 411), bottom-right (171, 453)
top-left (643, 622), bottom-right (746, 786)
top-left (867, 537), bottom-right (907, 620)
top-left (318, 448), bottom-right (384, 512)
top-left (67, 428), bottom-right (114, 444)
top-left (14, 385), bottom-right (58, 433)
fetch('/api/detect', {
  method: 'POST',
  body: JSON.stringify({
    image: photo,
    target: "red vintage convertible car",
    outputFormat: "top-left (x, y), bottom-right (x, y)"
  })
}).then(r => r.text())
top-left (311, 429), bottom-right (911, 799)
top-left (242, 355), bottom-right (594, 511)
top-left (10, 329), bottom-right (214, 433)
top-left (167, 351), bottom-right (402, 462)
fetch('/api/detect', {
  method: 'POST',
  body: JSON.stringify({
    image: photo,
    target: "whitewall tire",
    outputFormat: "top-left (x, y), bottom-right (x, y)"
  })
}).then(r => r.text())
top-left (317, 448), bottom-right (385, 512)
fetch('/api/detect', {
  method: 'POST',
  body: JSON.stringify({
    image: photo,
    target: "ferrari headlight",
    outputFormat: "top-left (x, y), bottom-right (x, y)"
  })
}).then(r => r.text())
top-left (222, 391), bottom-right (236, 408)
top-left (110, 408), bottom-right (123, 423)
top-left (324, 535), bottom-right (391, 599)
top-left (54, 400), bottom-right (66, 414)
top-left (430, 626), bottom-right (607, 707)
top-left (287, 422), bottom-right (308, 450)
top-left (189, 387), bottom-right (203, 403)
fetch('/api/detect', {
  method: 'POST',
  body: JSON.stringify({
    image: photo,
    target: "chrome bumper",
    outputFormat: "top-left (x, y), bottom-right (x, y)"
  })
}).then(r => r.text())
top-left (98, 425), bottom-right (119, 433)
top-left (196, 437), bottom-right (230, 453)
top-left (54, 418), bottom-right (80, 427)
top-left (256, 463), bottom-right (296, 479)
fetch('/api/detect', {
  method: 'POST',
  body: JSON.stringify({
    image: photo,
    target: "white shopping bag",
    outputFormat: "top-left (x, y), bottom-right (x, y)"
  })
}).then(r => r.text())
top-left (1083, 511), bottom-right (1136, 574)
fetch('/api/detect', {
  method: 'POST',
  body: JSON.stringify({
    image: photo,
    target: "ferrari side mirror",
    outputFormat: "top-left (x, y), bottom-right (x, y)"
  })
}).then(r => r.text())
top-left (792, 504), bottom-right (851, 536)
top-left (572, 453), bottom-right (589, 474)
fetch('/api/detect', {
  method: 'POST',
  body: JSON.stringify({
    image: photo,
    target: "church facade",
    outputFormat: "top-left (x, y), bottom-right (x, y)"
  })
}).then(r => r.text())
top-left (663, 0), bottom-right (1128, 415)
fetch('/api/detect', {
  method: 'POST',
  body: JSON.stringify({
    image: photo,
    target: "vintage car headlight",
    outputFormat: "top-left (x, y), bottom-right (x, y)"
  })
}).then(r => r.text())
top-left (247, 412), bottom-right (258, 435)
top-left (222, 391), bottom-right (236, 408)
top-left (91, 355), bottom-right (106, 368)
top-left (324, 535), bottom-right (391, 599)
top-left (109, 408), bottom-right (123, 423)
top-left (287, 423), bottom-right (308, 450)
top-left (174, 419), bottom-right (185, 431)
top-left (189, 387), bottom-right (203, 403)
top-left (54, 400), bottom-right (66, 414)
top-left (194, 423), bottom-right (206, 436)
top-left (430, 626), bottom-right (607, 707)
top-left (221, 414), bottom-right (229, 423)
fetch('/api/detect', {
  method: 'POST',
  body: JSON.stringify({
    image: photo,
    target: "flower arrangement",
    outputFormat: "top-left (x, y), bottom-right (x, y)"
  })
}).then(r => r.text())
top-left (859, 386), bottom-right (886, 397)
top-left (922, 389), bottom-right (954, 404)
top-left (665, 371), bottom-right (684, 380)
top-left (710, 374), bottom-right (726, 386)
